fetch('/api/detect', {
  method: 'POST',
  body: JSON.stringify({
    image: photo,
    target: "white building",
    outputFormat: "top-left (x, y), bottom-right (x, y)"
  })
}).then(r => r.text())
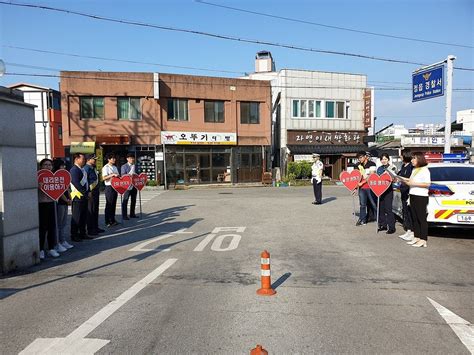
top-left (246, 51), bottom-right (370, 179)
top-left (456, 109), bottom-right (474, 134)
top-left (8, 83), bottom-right (64, 161)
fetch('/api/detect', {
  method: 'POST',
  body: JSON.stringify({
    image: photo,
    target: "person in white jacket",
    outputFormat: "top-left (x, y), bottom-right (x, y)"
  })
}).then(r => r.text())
top-left (311, 153), bottom-right (324, 205)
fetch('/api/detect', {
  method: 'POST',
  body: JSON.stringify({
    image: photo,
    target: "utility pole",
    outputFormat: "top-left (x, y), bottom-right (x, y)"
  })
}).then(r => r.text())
top-left (444, 55), bottom-right (456, 154)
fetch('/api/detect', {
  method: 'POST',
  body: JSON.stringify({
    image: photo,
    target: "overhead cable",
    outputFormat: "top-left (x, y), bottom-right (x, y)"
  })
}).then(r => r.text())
top-left (3, 1), bottom-right (473, 70)
top-left (195, 0), bottom-right (474, 49)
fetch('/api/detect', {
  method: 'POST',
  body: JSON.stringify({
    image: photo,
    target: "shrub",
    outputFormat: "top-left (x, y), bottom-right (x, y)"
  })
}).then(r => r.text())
top-left (146, 180), bottom-right (158, 187)
top-left (288, 161), bottom-right (312, 179)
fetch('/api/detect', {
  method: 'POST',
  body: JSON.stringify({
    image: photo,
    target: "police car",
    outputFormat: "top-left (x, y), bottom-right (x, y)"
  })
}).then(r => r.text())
top-left (393, 163), bottom-right (474, 227)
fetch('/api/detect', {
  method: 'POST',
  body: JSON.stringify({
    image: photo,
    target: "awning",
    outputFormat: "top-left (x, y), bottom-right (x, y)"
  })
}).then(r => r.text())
top-left (287, 144), bottom-right (367, 155)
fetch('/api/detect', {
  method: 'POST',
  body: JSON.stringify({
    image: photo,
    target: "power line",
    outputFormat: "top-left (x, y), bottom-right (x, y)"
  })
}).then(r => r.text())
top-left (4, 72), bottom-right (473, 91)
top-left (3, 45), bottom-right (246, 75)
top-left (5, 62), bottom-right (62, 72)
top-left (3, 1), bottom-right (473, 70)
top-left (195, 0), bottom-right (474, 49)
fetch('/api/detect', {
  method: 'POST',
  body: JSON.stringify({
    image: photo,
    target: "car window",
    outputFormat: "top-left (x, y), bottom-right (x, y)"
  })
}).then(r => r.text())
top-left (429, 167), bottom-right (474, 182)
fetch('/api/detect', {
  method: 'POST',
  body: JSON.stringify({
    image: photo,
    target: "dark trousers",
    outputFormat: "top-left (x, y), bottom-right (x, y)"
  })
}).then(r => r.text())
top-left (39, 202), bottom-right (56, 250)
top-left (71, 198), bottom-right (88, 237)
top-left (312, 179), bottom-right (322, 203)
top-left (410, 194), bottom-right (429, 241)
top-left (378, 189), bottom-right (396, 231)
top-left (87, 188), bottom-right (100, 233)
top-left (105, 185), bottom-right (118, 224)
top-left (122, 187), bottom-right (137, 217)
top-left (359, 188), bottom-right (377, 222)
top-left (401, 194), bottom-right (413, 231)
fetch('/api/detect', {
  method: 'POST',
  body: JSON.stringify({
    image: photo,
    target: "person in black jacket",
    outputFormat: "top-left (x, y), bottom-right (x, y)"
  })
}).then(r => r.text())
top-left (355, 151), bottom-right (377, 226)
top-left (70, 153), bottom-right (92, 242)
top-left (398, 151), bottom-right (414, 241)
top-left (84, 154), bottom-right (104, 236)
top-left (121, 153), bottom-right (138, 219)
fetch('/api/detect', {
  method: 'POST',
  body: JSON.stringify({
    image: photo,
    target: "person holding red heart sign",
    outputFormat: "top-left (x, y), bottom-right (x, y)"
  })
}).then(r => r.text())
top-left (355, 151), bottom-right (377, 226)
top-left (121, 153), bottom-right (139, 220)
top-left (376, 153), bottom-right (397, 234)
top-left (37, 159), bottom-right (60, 259)
top-left (101, 153), bottom-right (120, 227)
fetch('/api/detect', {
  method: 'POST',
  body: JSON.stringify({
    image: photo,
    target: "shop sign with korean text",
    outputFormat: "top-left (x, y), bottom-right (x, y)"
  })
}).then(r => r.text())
top-left (412, 65), bottom-right (444, 102)
top-left (161, 131), bottom-right (237, 145)
top-left (401, 135), bottom-right (463, 147)
top-left (363, 88), bottom-right (372, 128)
top-left (287, 130), bottom-right (365, 145)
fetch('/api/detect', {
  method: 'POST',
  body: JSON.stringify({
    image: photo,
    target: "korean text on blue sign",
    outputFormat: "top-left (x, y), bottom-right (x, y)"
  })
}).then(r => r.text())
top-left (412, 65), bottom-right (444, 102)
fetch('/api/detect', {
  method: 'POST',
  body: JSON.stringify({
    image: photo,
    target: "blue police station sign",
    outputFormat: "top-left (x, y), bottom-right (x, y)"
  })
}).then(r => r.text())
top-left (412, 65), bottom-right (444, 102)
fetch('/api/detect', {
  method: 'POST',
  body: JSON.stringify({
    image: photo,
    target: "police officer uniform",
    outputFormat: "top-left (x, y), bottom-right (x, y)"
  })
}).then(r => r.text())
top-left (311, 153), bottom-right (324, 205)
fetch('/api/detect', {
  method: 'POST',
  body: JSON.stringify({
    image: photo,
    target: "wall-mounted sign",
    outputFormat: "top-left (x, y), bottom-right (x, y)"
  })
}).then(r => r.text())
top-left (401, 135), bottom-right (463, 147)
top-left (363, 88), bottom-right (372, 128)
top-left (287, 130), bottom-right (365, 145)
top-left (70, 141), bottom-right (95, 153)
top-left (412, 65), bottom-right (444, 102)
top-left (161, 131), bottom-right (237, 145)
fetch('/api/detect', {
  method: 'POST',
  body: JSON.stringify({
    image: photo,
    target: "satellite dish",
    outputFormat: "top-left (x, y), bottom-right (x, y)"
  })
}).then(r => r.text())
top-left (0, 60), bottom-right (5, 77)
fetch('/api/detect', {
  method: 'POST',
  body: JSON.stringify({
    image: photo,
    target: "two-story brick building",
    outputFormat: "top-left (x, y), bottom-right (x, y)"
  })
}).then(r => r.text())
top-left (60, 71), bottom-right (271, 185)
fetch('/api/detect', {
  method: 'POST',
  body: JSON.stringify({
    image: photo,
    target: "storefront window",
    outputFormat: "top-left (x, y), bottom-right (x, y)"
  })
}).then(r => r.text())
top-left (165, 147), bottom-right (231, 184)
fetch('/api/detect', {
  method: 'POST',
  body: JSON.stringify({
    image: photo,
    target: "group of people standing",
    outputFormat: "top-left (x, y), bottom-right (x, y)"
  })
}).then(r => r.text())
top-left (354, 151), bottom-right (431, 248)
top-left (37, 152), bottom-right (139, 259)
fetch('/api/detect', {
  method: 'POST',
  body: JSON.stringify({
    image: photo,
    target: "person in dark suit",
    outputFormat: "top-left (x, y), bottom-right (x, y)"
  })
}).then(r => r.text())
top-left (121, 153), bottom-right (138, 219)
top-left (70, 153), bottom-right (92, 241)
top-left (84, 154), bottom-right (104, 236)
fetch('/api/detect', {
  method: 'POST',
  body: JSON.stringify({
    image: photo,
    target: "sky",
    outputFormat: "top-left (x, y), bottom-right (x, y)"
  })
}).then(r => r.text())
top-left (0, 0), bottom-right (473, 130)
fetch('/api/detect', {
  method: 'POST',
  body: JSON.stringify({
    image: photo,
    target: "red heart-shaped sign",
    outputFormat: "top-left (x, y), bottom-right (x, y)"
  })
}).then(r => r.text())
top-left (131, 173), bottom-right (148, 191)
top-left (111, 175), bottom-right (132, 195)
top-left (37, 169), bottom-right (71, 201)
top-left (367, 172), bottom-right (393, 197)
top-left (339, 170), bottom-right (362, 191)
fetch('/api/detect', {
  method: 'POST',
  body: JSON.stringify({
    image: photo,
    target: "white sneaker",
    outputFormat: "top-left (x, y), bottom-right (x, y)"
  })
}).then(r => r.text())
top-left (48, 249), bottom-right (60, 258)
top-left (398, 230), bottom-right (409, 239)
top-left (55, 244), bottom-right (67, 253)
top-left (39, 250), bottom-right (45, 260)
top-left (401, 231), bottom-right (414, 241)
top-left (62, 241), bottom-right (74, 249)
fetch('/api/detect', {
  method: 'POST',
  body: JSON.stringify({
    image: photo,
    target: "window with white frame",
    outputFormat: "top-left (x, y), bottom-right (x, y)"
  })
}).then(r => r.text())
top-left (293, 99), bottom-right (347, 119)
top-left (326, 101), bottom-right (335, 118)
top-left (292, 99), bottom-right (322, 118)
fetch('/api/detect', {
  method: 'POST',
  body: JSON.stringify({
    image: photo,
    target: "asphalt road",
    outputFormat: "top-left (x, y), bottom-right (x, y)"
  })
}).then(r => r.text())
top-left (1, 186), bottom-right (473, 354)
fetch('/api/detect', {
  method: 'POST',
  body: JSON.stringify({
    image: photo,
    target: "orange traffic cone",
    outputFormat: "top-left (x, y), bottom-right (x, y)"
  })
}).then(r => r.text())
top-left (250, 344), bottom-right (268, 355)
top-left (257, 250), bottom-right (276, 296)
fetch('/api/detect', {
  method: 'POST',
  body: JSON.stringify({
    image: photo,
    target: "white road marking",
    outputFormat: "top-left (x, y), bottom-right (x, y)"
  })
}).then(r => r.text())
top-left (193, 234), bottom-right (216, 252)
top-left (20, 258), bottom-right (177, 354)
top-left (194, 227), bottom-right (246, 252)
top-left (212, 226), bottom-right (246, 233)
top-left (129, 234), bottom-right (175, 252)
top-left (427, 297), bottom-right (474, 353)
top-left (211, 234), bottom-right (242, 251)
top-left (173, 228), bottom-right (193, 234)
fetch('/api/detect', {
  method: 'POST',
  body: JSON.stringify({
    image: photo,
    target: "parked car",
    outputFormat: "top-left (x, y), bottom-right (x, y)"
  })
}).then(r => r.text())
top-left (393, 163), bottom-right (474, 227)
